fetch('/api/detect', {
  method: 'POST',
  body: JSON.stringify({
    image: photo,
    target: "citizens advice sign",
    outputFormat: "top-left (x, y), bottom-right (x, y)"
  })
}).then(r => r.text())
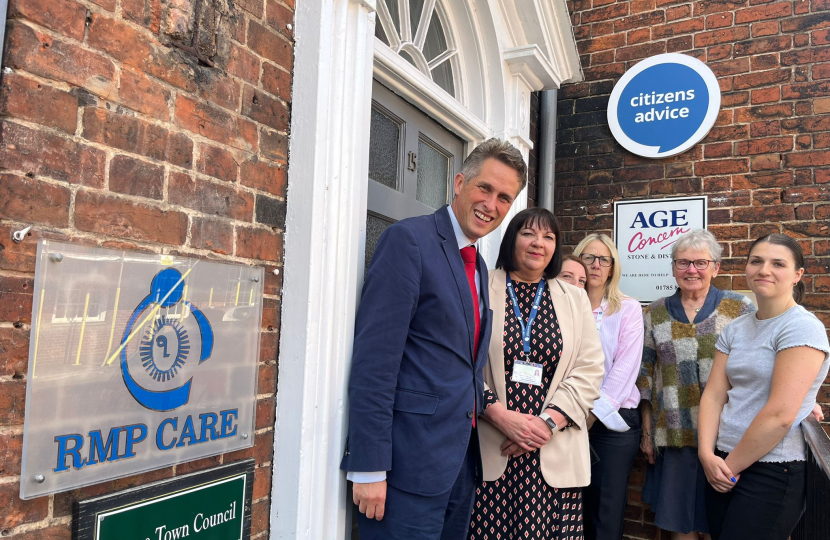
top-left (614, 196), bottom-right (708, 303)
top-left (20, 241), bottom-right (264, 499)
top-left (607, 53), bottom-right (721, 158)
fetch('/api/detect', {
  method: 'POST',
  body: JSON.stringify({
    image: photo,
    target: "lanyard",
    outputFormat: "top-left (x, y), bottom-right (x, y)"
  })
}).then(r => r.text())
top-left (506, 275), bottom-right (546, 357)
top-left (593, 300), bottom-right (606, 332)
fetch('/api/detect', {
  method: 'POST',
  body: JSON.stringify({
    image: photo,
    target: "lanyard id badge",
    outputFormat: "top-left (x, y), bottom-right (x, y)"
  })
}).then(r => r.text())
top-left (507, 275), bottom-right (546, 386)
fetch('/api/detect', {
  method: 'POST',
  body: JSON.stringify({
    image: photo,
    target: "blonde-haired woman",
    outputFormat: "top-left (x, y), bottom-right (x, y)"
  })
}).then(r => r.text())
top-left (574, 233), bottom-right (645, 540)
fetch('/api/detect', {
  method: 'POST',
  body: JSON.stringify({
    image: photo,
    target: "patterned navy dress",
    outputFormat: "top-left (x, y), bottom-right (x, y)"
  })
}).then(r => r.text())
top-left (469, 281), bottom-right (583, 540)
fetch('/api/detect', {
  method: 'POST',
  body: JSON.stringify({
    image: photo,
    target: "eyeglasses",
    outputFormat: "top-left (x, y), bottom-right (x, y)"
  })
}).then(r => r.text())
top-left (673, 259), bottom-right (716, 270)
top-left (580, 254), bottom-right (614, 267)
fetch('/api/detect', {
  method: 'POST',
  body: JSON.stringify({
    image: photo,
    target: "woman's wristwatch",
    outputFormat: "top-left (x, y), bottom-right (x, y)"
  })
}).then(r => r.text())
top-left (539, 411), bottom-right (558, 432)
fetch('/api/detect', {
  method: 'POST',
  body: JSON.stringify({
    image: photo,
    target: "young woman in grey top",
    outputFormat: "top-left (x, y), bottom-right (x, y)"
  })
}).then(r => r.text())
top-left (698, 234), bottom-right (830, 540)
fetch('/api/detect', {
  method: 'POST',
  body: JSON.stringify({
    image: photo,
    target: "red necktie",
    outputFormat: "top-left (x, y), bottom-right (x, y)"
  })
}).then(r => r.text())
top-left (460, 246), bottom-right (480, 428)
top-left (460, 246), bottom-right (480, 357)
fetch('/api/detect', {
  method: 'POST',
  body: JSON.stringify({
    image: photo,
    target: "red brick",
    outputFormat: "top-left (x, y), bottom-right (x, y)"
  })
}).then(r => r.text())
top-left (782, 81), bottom-right (830, 99)
top-left (751, 87), bottom-right (780, 104)
top-left (734, 35), bottom-right (792, 56)
top-left (693, 0), bottom-right (747, 16)
top-left (174, 95), bottom-right (254, 152)
top-left (710, 58), bottom-right (751, 77)
top-left (733, 69), bottom-right (791, 90)
top-left (0, 276), bottom-right (32, 325)
top-left (4, 22), bottom-right (116, 97)
top-left (706, 12), bottom-right (733, 29)
top-left (197, 144), bottom-right (239, 183)
top-left (122, 0), bottom-right (161, 32)
top-left (261, 128), bottom-right (287, 162)
top-left (167, 132), bottom-right (194, 169)
top-left (781, 116), bottom-right (830, 132)
top-left (819, 204), bottom-right (830, 220)
top-left (615, 41), bottom-right (666, 61)
top-left (251, 499), bottom-right (269, 535)
top-left (627, 27), bottom-right (651, 45)
top-left (782, 13), bottom-right (830, 32)
top-left (241, 159), bottom-right (286, 196)
top-left (734, 204), bottom-right (795, 223)
top-left (709, 224), bottom-right (749, 240)
top-left (241, 85), bottom-right (290, 131)
top-left (734, 103), bottom-right (793, 123)
top-left (235, 0), bottom-right (264, 17)
top-left (196, 75), bottom-right (241, 113)
top-left (0, 173), bottom-right (71, 226)
top-left (0, 121), bottom-right (105, 186)
top-left (816, 28), bottom-right (830, 45)
top-left (253, 465), bottom-right (272, 499)
top-left (666, 4), bottom-right (691, 20)
top-left (652, 18), bottom-right (704, 39)
top-left (815, 63), bottom-right (830, 79)
top-left (83, 108), bottom-right (168, 161)
top-left (613, 12), bottom-right (664, 32)
top-left (694, 27), bottom-right (750, 47)
top-left (0, 73), bottom-right (77, 134)
top-left (168, 173), bottom-right (253, 221)
top-left (578, 33), bottom-right (627, 54)
top-left (0, 429), bottom-right (23, 475)
top-left (228, 42), bottom-right (261, 84)
top-left (0, 480), bottom-right (48, 528)
top-left (8, 0), bottom-right (86, 40)
top-left (74, 190), bottom-right (188, 244)
top-left (190, 217), bottom-right (233, 254)
top-left (119, 69), bottom-right (171, 121)
top-left (784, 151), bottom-right (830, 167)
top-left (262, 63), bottom-right (292, 103)
top-left (581, 2), bottom-right (628, 23)
top-left (751, 189), bottom-right (782, 205)
top-left (783, 186), bottom-right (830, 203)
top-left (0, 325), bottom-right (28, 378)
top-left (735, 2), bottom-right (792, 23)
top-left (735, 137), bottom-right (793, 155)
top-left (704, 142), bottom-right (733, 158)
top-left (257, 361), bottom-right (277, 394)
top-left (752, 20), bottom-right (780, 37)
top-left (88, 15), bottom-right (196, 92)
top-left (248, 21), bottom-right (293, 70)
top-left (109, 155), bottom-right (164, 200)
top-left (750, 120), bottom-right (781, 137)
top-left (236, 226), bottom-right (282, 261)
top-left (266, 0), bottom-right (293, 38)
top-left (695, 159), bottom-right (749, 176)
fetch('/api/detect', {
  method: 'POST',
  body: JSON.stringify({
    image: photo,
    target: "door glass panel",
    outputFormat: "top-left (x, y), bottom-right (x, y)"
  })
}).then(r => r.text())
top-left (366, 213), bottom-right (396, 271)
top-left (374, 19), bottom-right (389, 46)
top-left (368, 106), bottom-right (402, 190)
top-left (399, 49), bottom-right (419, 70)
top-left (416, 136), bottom-right (451, 209)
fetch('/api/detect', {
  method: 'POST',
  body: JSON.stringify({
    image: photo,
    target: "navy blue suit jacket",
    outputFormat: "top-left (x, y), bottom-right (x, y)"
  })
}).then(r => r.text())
top-left (340, 206), bottom-right (492, 496)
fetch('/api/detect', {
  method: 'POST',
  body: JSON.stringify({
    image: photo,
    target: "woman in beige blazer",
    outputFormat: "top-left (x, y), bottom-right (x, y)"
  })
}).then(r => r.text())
top-left (468, 208), bottom-right (604, 540)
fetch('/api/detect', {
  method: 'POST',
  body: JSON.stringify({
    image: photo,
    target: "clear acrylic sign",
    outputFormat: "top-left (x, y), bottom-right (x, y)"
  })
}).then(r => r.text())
top-left (20, 241), bottom-right (263, 499)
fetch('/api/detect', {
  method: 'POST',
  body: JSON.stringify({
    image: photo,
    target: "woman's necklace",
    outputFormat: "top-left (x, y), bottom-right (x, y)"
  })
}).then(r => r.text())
top-left (682, 297), bottom-right (705, 313)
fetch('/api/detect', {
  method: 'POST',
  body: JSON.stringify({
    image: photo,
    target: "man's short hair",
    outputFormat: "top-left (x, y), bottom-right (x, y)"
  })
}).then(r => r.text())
top-left (459, 138), bottom-right (527, 191)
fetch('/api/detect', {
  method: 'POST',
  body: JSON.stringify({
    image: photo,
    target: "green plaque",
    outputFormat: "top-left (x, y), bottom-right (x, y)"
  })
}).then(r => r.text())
top-left (97, 475), bottom-right (244, 540)
top-left (73, 461), bottom-right (253, 540)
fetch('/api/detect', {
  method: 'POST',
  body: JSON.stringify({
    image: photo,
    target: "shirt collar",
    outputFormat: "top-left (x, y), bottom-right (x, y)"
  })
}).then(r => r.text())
top-left (447, 205), bottom-right (475, 250)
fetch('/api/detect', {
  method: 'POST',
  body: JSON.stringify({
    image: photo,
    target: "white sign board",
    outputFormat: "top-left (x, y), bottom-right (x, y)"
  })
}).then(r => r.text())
top-left (21, 241), bottom-right (263, 499)
top-left (614, 196), bottom-right (708, 303)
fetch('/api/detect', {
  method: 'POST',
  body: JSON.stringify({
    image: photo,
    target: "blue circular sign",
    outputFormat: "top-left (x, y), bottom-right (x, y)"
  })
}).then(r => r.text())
top-left (608, 53), bottom-right (721, 158)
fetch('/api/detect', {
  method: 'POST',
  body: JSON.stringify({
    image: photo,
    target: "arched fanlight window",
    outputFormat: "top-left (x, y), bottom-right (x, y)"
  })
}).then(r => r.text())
top-left (374, 0), bottom-right (458, 98)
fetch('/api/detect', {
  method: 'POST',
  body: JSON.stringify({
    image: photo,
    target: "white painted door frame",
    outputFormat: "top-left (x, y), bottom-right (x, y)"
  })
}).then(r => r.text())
top-left (271, 1), bottom-right (582, 538)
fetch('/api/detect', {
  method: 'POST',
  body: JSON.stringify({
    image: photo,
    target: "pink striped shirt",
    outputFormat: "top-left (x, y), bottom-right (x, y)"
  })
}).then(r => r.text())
top-left (594, 297), bottom-right (644, 410)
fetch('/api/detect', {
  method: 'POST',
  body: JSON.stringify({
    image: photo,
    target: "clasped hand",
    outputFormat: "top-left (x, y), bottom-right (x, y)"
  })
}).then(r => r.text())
top-left (496, 410), bottom-right (551, 457)
top-left (700, 452), bottom-right (739, 493)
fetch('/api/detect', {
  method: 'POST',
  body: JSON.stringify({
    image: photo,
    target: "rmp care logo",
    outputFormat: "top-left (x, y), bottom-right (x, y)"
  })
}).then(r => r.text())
top-left (121, 268), bottom-right (214, 411)
top-left (607, 53), bottom-right (721, 158)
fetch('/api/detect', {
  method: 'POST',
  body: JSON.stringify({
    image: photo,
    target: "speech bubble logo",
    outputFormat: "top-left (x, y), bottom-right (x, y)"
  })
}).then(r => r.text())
top-left (608, 53), bottom-right (721, 159)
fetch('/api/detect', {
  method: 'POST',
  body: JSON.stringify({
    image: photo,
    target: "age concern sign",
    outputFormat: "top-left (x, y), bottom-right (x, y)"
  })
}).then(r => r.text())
top-left (614, 196), bottom-right (708, 303)
top-left (608, 53), bottom-right (721, 158)
top-left (21, 240), bottom-right (263, 499)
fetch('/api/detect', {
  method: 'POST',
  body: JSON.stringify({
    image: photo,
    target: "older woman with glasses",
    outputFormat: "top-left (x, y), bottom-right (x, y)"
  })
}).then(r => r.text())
top-left (573, 233), bottom-right (645, 540)
top-left (637, 230), bottom-right (755, 540)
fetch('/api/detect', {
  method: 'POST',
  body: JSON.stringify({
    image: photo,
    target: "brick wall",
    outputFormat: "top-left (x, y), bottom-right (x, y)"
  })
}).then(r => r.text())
top-left (556, 0), bottom-right (830, 538)
top-left (0, 0), bottom-right (292, 536)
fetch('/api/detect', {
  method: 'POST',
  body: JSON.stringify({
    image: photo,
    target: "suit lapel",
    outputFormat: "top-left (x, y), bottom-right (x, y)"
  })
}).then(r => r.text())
top-left (475, 254), bottom-right (491, 368)
top-left (545, 278), bottom-right (577, 406)
top-left (489, 269), bottom-right (508, 403)
top-left (435, 208), bottom-right (476, 359)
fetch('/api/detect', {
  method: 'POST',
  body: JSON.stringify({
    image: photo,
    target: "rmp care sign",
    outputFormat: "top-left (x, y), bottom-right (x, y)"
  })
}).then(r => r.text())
top-left (607, 53), bottom-right (721, 158)
top-left (20, 241), bottom-right (263, 499)
top-left (614, 196), bottom-right (708, 303)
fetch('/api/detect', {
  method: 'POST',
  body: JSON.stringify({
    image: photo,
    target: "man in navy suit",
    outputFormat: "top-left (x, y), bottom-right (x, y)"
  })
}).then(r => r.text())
top-left (341, 139), bottom-right (527, 539)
